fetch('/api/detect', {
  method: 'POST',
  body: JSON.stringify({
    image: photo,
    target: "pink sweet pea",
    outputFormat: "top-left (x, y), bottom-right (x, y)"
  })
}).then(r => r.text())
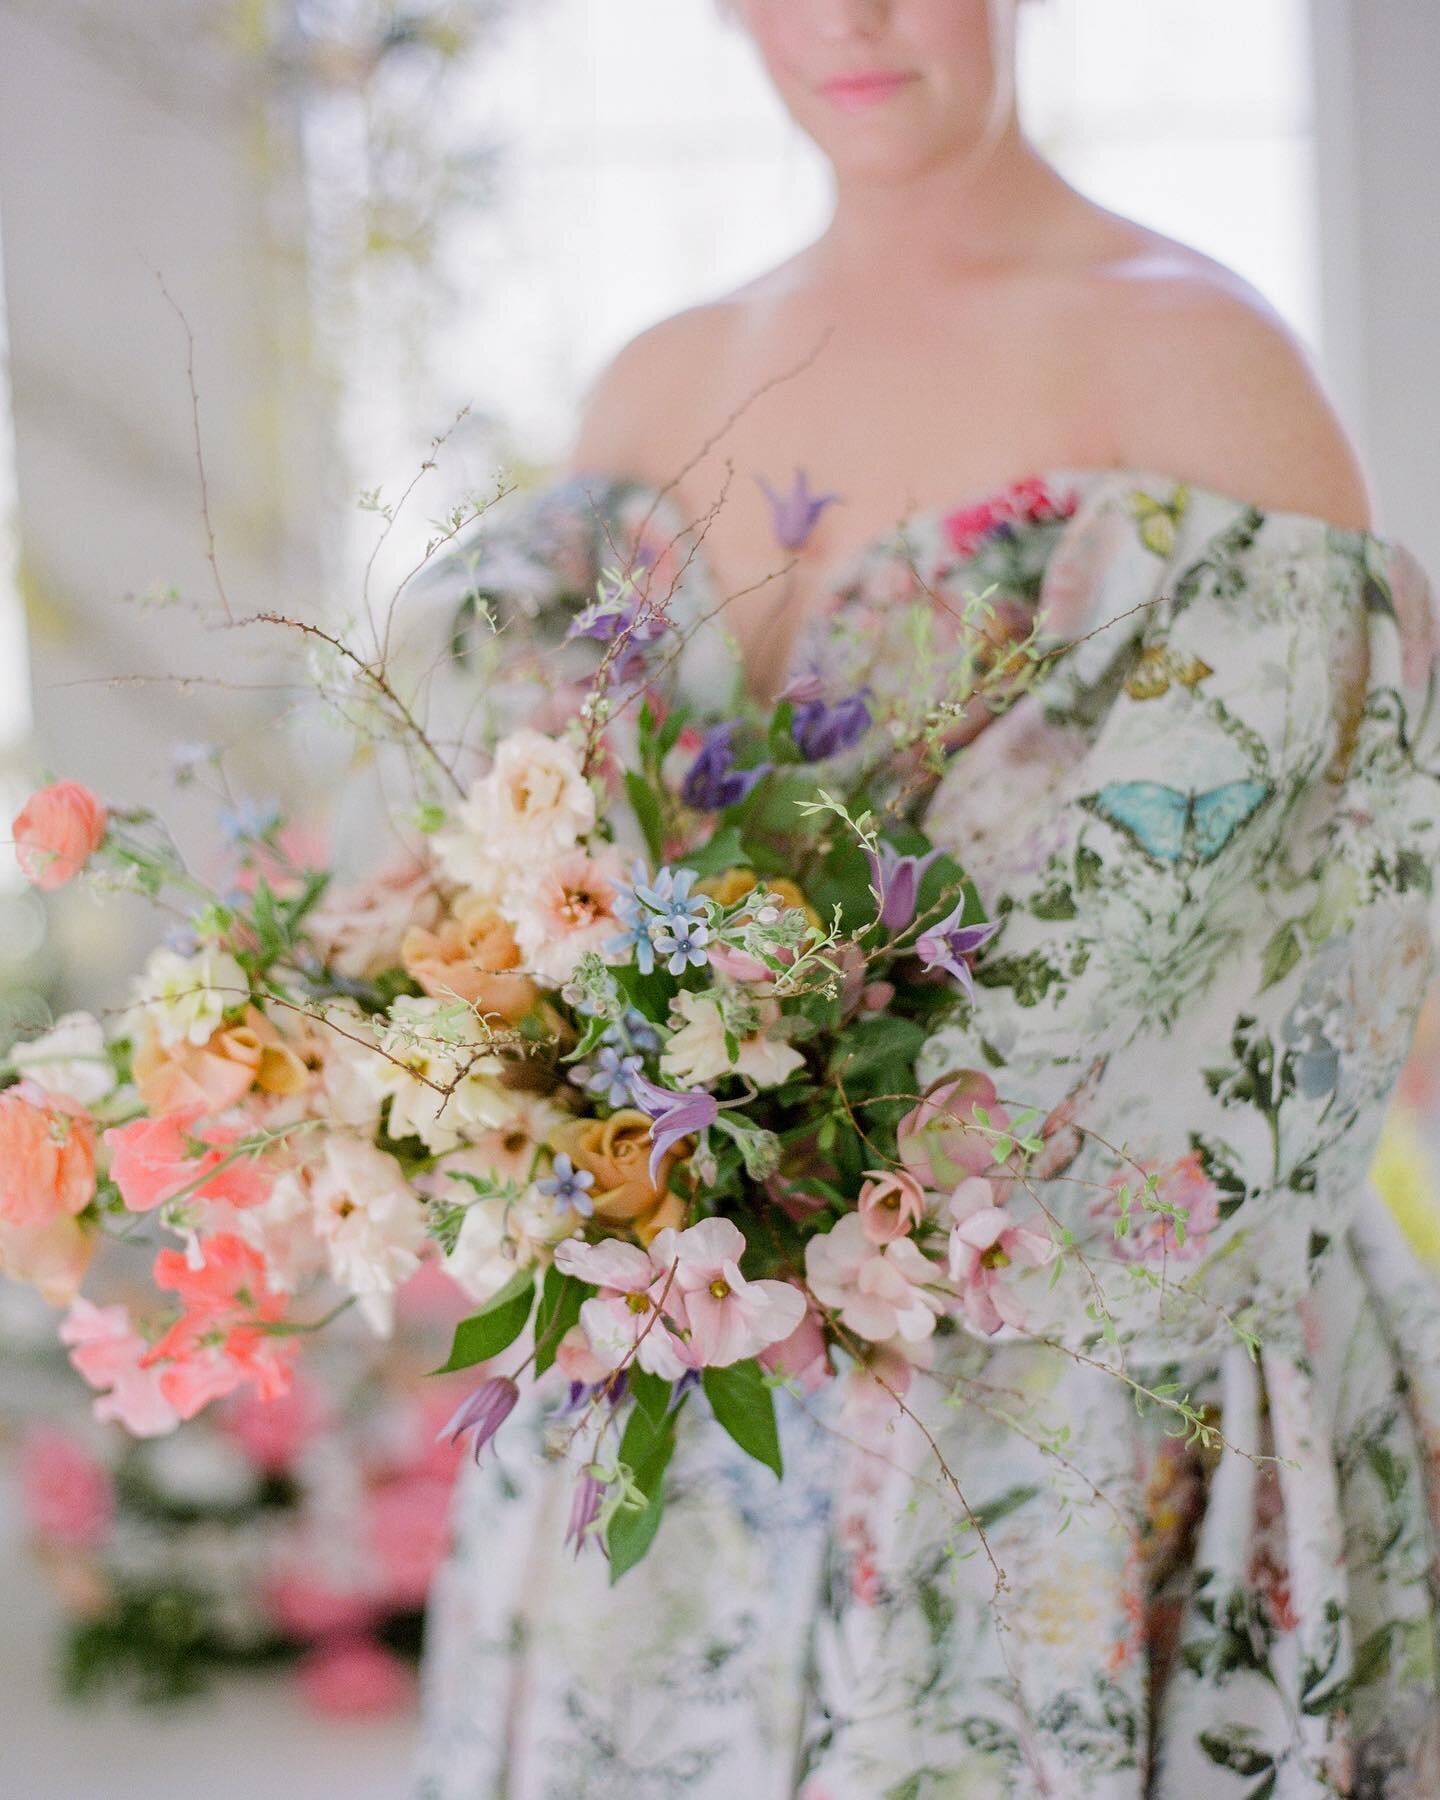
top-left (58, 1298), bottom-right (181, 1437)
top-left (143, 1234), bottom-right (296, 1417)
top-left (553, 1235), bottom-right (692, 1380)
top-left (649, 1217), bottom-right (806, 1369)
top-left (804, 1212), bottom-right (946, 1344)
top-left (103, 1108), bottom-right (270, 1214)
top-left (12, 779), bottom-right (107, 890)
top-left (945, 1177), bottom-right (1054, 1335)
top-left (897, 1070), bottom-right (1009, 1190)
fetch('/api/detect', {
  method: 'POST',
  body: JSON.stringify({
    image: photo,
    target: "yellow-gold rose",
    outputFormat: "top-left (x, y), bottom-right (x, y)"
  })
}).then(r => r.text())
top-left (696, 866), bottom-right (820, 928)
top-left (401, 892), bottom-right (539, 1023)
top-left (548, 1110), bottom-right (687, 1244)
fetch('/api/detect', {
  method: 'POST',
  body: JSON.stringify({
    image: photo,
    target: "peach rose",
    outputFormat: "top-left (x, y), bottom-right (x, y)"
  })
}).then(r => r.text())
top-left (132, 1007), bottom-right (309, 1117)
top-left (307, 853), bottom-right (443, 980)
top-left (549, 1109), bottom-right (686, 1244)
top-left (12, 780), bottom-right (107, 890)
top-left (857, 1167), bottom-right (928, 1244)
top-left (0, 1083), bottom-right (97, 1227)
top-left (401, 894), bottom-right (538, 1021)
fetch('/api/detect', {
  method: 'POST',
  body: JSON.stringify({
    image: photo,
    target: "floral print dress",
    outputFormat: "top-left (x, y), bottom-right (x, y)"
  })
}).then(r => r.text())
top-left (415, 467), bottom-right (1440, 1799)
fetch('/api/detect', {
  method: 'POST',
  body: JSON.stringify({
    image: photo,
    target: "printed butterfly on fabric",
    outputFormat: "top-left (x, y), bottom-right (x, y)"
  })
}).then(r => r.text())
top-left (1084, 779), bottom-right (1271, 865)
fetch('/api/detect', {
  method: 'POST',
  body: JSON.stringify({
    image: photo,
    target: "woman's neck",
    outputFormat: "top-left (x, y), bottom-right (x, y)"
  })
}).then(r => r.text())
top-left (813, 120), bottom-right (1081, 284)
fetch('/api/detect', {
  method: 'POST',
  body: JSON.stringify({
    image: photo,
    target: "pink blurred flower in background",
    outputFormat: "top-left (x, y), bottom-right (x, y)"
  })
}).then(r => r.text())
top-left (293, 1636), bottom-right (417, 1719)
top-left (18, 1427), bottom-right (114, 1547)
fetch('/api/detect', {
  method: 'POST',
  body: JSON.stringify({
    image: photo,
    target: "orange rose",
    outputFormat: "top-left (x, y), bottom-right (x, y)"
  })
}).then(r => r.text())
top-left (549, 1109), bottom-right (686, 1244)
top-left (132, 1007), bottom-right (309, 1117)
top-left (12, 780), bottom-right (107, 891)
top-left (696, 866), bottom-right (821, 928)
top-left (0, 1083), bottom-right (96, 1227)
top-left (401, 895), bottom-right (538, 1023)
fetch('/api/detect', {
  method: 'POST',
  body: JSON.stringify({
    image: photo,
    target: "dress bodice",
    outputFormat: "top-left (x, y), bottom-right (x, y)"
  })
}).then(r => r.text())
top-left (432, 464), bottom-right (1440, 1363)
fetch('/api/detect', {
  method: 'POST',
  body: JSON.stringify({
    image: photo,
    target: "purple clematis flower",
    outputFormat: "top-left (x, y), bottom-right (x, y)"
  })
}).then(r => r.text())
top-left (791, 691), bottom-right (872, 761)
top-left (681, 721), bottom-right (771, 811)
top-left (914, 902), bottom-right (1001, 1003)
top-left (629, 1069), bottom-right (721, 1184)
top-left (865, 842), bottom-right (943, 932)
top-left (438, 1375), bottom-right (520, 1462)
top-left (755, 467), bottom-right (842, 551)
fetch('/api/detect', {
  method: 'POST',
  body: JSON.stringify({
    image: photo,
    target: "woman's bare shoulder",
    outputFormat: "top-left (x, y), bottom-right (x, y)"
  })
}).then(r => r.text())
top-left (1081, 227), bottom-right (1374, 530)
top-left (562, 298), bottom-right (748, 485)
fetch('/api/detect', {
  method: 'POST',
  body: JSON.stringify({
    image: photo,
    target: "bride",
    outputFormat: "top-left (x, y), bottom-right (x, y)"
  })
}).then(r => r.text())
top-left (416, 2), bottom-right (1440, 1795)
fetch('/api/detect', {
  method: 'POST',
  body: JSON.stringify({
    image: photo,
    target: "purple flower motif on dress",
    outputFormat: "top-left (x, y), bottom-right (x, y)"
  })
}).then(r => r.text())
top-left (914, 903), bottom-right (1001, 1003)
top-left (629, 1070), bottom-right (721, 1184)
top-left (865, 842), bottom-right (943, 931)
top-left (755, 468), bottom-right (842, 551)
top-left (681, 722), bottom-right (771, 812)
top-left (438, 1375), bottom-right (520, 1462)
top-left (791, 691), bottom-right (872, 761)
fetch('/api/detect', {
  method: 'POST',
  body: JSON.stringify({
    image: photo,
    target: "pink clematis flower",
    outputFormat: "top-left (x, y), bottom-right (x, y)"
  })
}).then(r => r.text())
top-left (804, 1212), bottom-right (946, 1345)
top-left (650, 1217), bottom-right (807, 1368)
top-left (758, 1300), bottom-right (831, 1394)
top-left (856, 1167), bottom-right (928, 1245)
top-left (945, 1177), bottom-right (1054, 1335)
top-left (553, 1235), bottom-right (693, 1379)
top-left (12, 779), bottom-right (107, 890)
top-left (103, 1108), bottom-right (270, 1214)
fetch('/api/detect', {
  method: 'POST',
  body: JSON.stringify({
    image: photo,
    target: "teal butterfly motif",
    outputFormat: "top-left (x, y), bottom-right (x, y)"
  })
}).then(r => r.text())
top-left (1085, 779), bottom-right (1271, 864)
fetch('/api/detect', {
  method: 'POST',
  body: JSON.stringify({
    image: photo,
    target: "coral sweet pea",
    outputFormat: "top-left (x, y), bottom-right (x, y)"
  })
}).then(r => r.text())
top-left (12, 779), bottom-right (106, 890)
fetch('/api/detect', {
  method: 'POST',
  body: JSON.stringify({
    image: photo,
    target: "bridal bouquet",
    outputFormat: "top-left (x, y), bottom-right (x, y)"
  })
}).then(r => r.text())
top-left (2, 472), bottom-right (1093, 1577)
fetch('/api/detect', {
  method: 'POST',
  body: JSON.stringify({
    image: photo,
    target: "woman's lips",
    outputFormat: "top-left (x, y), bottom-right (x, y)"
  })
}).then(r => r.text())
top-left (818, 71), bottom-right (920, 112)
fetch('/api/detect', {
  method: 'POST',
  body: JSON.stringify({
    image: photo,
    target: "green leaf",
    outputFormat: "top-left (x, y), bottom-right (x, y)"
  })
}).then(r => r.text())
top-left (533, 1268), bottom-right (584, 1377)
top-left (432, 1269), bottom-right (535, 1374)
top-left (702, 1359), bottom-right (783, 1477)
top-left (656, 704), bottom-right (690, 761)
top-left (628, 1367), bottom-right (672, 1426)
top-left (624, 771), bottom-right (665, 864)
top-left (607, 1396), bottom-right (680, 1581)
top-left (681, 823), bottom-right (747, 878)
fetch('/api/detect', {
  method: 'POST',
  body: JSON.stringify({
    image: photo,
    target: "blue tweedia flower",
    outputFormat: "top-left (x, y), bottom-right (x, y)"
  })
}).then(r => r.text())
top-left (652, 912), bottom-right (711, 976)
top-left (608, 864), bottom-right (713, 974)
top-left (570, 1043), bottom-right (645, 1108)
top-left (615, 1008), bottom-right (662, 1057)
top-left (536, 1152), bottom-right (596, 1219)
